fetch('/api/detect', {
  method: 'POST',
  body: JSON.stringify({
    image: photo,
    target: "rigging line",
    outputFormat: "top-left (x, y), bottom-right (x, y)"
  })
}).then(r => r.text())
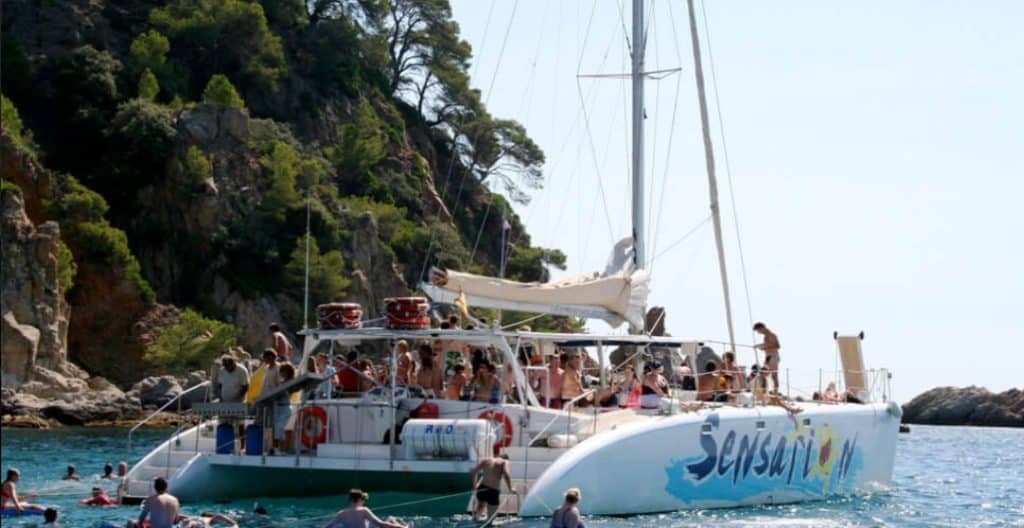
top-left (616, 0), bottom-right (633, 56)
top-left (577, 0), bottom-right (600, 75)
top-left (650, 214), bottom-right (711, 264)
top-left (467, 0), bottom-right (521, 266)
top-left (471, 0), bottom-right (497, 82)
top-left (649, 0), bottom-right (686, 275)
top-left (580, 74), bottom-right (627, 260)
top-left (575, 17), bottom-right (619, 250)
top-left (506, 0), bottom-right (552, 243)
top-left (645, 5), bottom-right (662, 264)
top-left (699, 0), bottom-right (755, 334)
top-left (547, 5), bottom-right (620, 249)
top-left (418, 0), bottom-right (511, 282)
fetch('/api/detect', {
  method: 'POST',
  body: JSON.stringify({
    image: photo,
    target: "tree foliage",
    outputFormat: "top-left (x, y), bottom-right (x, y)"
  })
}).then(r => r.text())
top-left (151, 0), bottom-right (286, 97)
top-left (284, 235), bottom-right (349, 324)
top-left (1, 93), bottom-right (36, 157)
top-left (145, 308), bottom-right (237, 372)
top-left (202, 74), bottom-right (245, 109)
top-left (138, 68), bottom-right (160, 101)
top-left (184, 145), bottom-right (212, 185)
top-left (49, 175), bottom-right (156, 303)
top-left (128, 30), bottom-right (171, 76)
top-left (259, 140), bottom-right (302, 221)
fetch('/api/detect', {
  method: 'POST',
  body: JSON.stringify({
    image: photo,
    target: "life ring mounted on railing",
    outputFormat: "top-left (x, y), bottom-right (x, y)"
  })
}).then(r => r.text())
top-left (478, 410), bottom-right (513, 455)
top-left (299, 405), bottom-right (328, 448)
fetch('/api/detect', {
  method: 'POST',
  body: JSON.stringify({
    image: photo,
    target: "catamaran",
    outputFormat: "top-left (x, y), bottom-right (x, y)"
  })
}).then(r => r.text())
top-left (122, 0), bottom-right (900, 517)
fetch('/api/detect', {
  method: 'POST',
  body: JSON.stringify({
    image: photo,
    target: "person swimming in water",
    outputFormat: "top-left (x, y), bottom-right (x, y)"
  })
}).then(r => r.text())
top-left (80, 486), bottom-right (117, 506)
top-left (62, 465), bottom-right (80, 481)
top-left (1, 468), bottom-right (44, 515)
top-left (321, 489), bottom-right (409, 528)
top-left (101, 463), bottom-right (115, 480)
top-left (549, 488), bottom-right (585, 528)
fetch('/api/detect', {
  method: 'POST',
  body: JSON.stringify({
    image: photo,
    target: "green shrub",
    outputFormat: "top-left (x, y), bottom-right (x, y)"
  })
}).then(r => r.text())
top-left (1, 179), bottom-right (22, 196)
top-left (50, 175), bottom-right (156, 303)
top-left (138, 68), bottom-right (160, 101)
top-left (129, 30), bottom-right (170, 75)
top-left (1, 93), bottom-right (36, 157)
top-left (57, 241), bottom-right (77, 293)
top-left (334, 99), bottom-right (386, 185)
top-left (145, 308), bottom-right (237, 372)
top-left (184, 145), bottom-right (211, 185)
top-left (284, 235), bottom-right (349, 324)
top-left (202, 74), bottom-right (245, 109)
top-left (259, 140), bottom-right (301, 221)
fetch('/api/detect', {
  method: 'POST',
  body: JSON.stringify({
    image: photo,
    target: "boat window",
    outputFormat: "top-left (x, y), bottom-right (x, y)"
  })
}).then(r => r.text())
top-left (700, 423), bottom-right (713, 435)
top-left (802, 418), bottom-right (811, 426)
top-left (756, 420), bottom-right (766, 430)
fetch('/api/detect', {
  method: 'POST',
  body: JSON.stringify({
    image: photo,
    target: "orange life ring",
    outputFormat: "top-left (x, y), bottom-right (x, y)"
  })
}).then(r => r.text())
top-left (478, 410), bottom-right (513, 455)
top-left (299, 405), bottom-right (328, 448)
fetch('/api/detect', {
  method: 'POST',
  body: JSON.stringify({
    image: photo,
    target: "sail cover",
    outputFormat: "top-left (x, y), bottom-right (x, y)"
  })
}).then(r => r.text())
top-left (420, 238), bottom-right (649, 328)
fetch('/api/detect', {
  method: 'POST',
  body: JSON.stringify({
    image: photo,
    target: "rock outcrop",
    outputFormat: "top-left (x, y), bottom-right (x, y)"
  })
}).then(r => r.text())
top-left (1, 188), bottom-right (70, 387)
top-left (902, 386), bottom-right (1024, 427)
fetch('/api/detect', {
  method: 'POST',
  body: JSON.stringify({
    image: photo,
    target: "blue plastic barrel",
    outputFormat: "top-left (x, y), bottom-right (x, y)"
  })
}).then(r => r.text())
top-left (215, 423), bottom-right (235, 454)
top-left (245, 424), bottom-right (263, 455)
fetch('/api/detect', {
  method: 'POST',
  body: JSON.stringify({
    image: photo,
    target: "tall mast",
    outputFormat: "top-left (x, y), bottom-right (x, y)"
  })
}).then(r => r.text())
top-left (686, 0), bottom-right (737, 352)
top-left (631, 0), bottom-right (646, 272)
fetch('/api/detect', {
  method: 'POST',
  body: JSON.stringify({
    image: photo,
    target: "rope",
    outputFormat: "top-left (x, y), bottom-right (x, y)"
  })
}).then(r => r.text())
top-left (649, 1), bottom-right (686, 274)
top-left (698, 0), bottom-right (756, 348)
top-left (466, 0), bottom-right (521, 267)
top-left (649, 215), bottom-right (711, 265)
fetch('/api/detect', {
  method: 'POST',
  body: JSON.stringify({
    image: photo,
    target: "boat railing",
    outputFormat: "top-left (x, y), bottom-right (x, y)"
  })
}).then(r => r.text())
top-left (527, 388), bottom-right (596, 447)
top-left (127, 380), bottom-right (211, 455)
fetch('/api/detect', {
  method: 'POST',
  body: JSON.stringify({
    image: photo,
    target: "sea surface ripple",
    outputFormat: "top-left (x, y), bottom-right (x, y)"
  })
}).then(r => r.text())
top-left (1, 425), bottom-right (1021, 527)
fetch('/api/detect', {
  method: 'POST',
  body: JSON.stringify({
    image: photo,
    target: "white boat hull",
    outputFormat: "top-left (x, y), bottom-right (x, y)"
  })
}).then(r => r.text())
top-left (520, 402), bottom-right (900, 516)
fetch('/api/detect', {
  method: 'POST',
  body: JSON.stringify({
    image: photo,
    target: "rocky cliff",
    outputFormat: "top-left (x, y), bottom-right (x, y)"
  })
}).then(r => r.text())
top-left (902, 386), bottom-right (1024, 428)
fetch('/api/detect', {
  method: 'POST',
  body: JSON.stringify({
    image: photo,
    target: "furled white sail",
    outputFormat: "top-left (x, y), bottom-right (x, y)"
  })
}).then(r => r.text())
top-left (420, 238), bottom-right (649, 328)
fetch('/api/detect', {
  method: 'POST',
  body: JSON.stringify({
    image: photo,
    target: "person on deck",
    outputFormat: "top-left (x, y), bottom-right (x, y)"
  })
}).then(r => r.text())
top-left (272, 363), bottom-right (298, 454)
top-left (537, 354), bottom-right (563, 408)
top-left (444, 364), bottom-right (469, 400)
top-left (336, 351), bottom-right (361, 393)
top-left (136, 477), bottom-right (179, 528)
top-left (316, 352), bottom-right (336, 398)
top-left (1, 468), bottom-right (44, 515)
top-left (269, 323), bottom-right (294, 363)
top-left (640, 362), bottom-right (669, 408)
top-left (617, 364), bottom-right (642, 408)
top-left (720, 352), bottom-right (746, 391)
top-left (753, 322), bottom-right (781, 393)
top-left (472, 361), bottom-right (501, 403)
top-left (549, 488), bottom-right (585, 528)
top-left (217, 355), bottom-right (250, 403)
top-left (258, 349), bottom-right (281, 397)
top-left (561, 351), bottom-right (590, 407)
top-left (322, 489), bottom-right (409, 528)
top-left (470, 454), bottom-right (515, 521)
top-left (697, 362), bottom-right (727, 402)
top-left (395, 340), bottom-right (414, 386)
top-left (415, 344), bottom-right (444, 397)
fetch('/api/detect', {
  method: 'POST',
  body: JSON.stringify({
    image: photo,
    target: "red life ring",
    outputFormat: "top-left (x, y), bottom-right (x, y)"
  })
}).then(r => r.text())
top-left (299, 405), bottom-right (328, 448)
top-left (478, 410), bottom-right (513, 455)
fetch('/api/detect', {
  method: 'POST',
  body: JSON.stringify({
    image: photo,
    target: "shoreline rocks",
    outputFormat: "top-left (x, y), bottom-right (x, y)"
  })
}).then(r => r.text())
top-left (902, 386), bottom-right (1023, 428)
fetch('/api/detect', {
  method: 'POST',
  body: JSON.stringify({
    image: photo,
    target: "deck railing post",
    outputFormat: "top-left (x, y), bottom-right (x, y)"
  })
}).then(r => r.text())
top-left (786, 368), bottom-right (790, 398)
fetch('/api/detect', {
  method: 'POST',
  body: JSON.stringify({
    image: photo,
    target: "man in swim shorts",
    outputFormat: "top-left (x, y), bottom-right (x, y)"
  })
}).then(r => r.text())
top-left (321, 489), bottom-right (409, 528)
top-left (470, 454), bottom-right (515, 521)
top-left (753, 322), bottom-right (781, 393)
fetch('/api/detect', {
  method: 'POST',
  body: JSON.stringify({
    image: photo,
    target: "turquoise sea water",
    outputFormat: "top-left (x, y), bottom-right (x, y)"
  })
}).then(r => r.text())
top-left (1, 425), bottom-right (1021, 527)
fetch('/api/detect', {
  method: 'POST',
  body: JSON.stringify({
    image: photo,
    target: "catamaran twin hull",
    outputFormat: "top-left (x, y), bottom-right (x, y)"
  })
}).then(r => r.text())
top-left (521, 401), bottom-right (900, 515)
top-left (144, 400), bottom-right (898, 516)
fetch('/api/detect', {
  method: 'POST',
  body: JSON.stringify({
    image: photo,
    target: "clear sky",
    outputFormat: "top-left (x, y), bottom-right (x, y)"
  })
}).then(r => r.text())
top-left (448, 0), bottom-right (1024, 403)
